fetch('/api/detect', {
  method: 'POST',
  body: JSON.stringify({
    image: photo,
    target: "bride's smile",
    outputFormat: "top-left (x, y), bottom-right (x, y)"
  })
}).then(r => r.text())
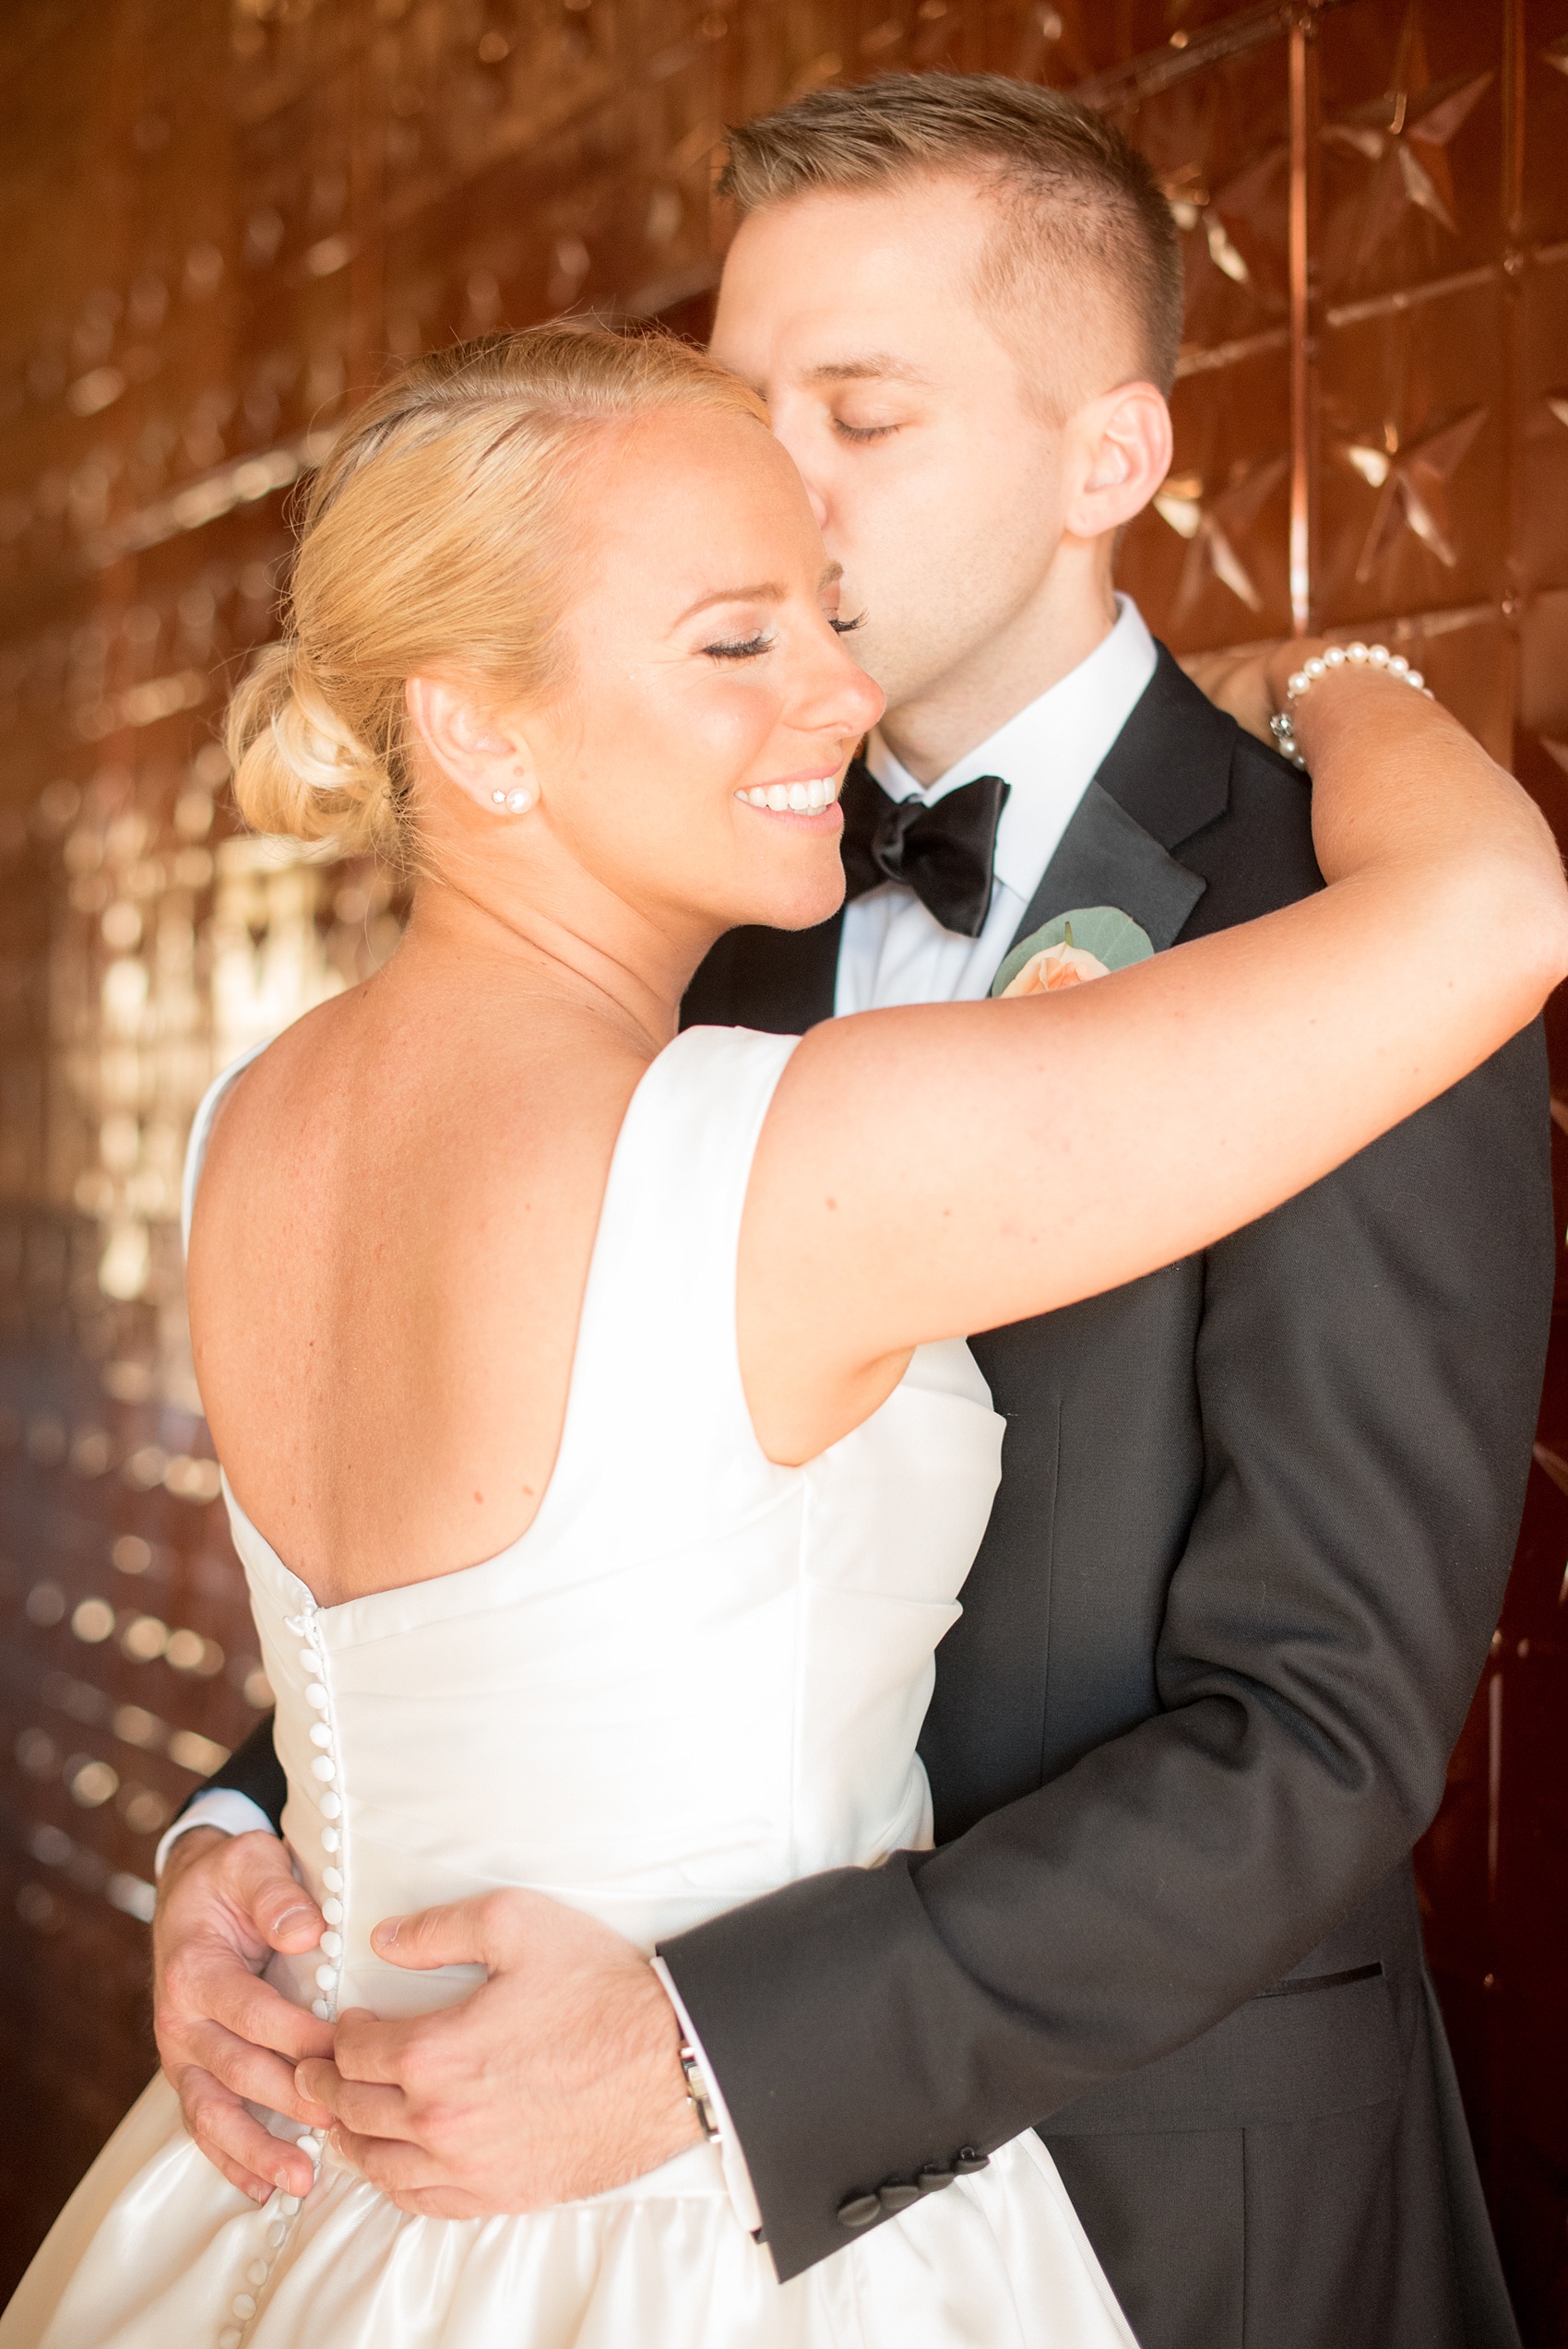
top-left (734, 773), bottom-right (843, 817)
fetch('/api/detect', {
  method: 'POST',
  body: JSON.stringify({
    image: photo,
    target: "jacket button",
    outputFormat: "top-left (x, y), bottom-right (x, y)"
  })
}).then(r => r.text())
top-left (916, 2165), bottom-right (956, 2193)
top-left (876, 2179), bottom-right (921, 2213)
top-left (837, 2193), bottom-right (881, 2229)
top-left (953, 2146), bottom-right (990, 2175)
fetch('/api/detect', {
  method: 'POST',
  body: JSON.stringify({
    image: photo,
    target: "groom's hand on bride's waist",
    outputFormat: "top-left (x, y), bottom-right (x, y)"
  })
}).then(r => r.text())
top-left (294, 1888), bottom-right (700, 2219)
top-left (154, 1826), bottom-right (336, 2206)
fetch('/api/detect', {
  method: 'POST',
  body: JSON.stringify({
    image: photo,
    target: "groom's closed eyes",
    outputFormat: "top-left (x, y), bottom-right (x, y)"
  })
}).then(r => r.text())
top-left (802, 360), bottom-right (933, 447)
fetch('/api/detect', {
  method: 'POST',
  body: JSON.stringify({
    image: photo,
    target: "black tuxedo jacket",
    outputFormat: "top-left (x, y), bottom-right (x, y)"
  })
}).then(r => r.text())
top-left (203, 650), bottom-right (1547, 2348)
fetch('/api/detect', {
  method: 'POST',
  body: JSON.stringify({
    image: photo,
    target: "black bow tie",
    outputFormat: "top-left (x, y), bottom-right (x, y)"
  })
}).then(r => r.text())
top-left (838, 760), bottom-right (1011, 939)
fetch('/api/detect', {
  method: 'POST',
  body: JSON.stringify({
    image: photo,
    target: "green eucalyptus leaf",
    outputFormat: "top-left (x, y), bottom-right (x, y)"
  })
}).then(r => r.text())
top-left (991, 905), bottom-right (1156, 997)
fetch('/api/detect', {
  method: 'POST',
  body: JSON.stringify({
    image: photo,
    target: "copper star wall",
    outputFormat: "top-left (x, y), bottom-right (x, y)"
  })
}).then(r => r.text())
top-left (1, 0), bottom-right (1566, 2333)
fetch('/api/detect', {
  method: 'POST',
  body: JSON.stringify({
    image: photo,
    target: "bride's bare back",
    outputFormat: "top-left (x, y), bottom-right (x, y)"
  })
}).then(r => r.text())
top-left (188, 957), bottom-right (648, 1606)
top-left (189, 330), bottom-right (1568, 1611)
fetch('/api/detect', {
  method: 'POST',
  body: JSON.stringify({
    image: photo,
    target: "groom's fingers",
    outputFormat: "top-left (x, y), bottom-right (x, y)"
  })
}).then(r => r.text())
top-left (328, 2122), bottom-right (451, 2196)
top-left (158, 1932), bottom-right (334, 2143)
top-left (220, 1831), bottom-right (328, 1953)
top-left (327, 2001), bottom-right (467, 2088)
top-left (369, 1884), bottom-right (575, 1973)
top-left (381, 2184), bottom-right (491, 2220)
top-left (157, 1828), bottom-right (325, 1961)
top-left (369, 1892), bottom-right (500, 1972)
top-left (182, 2012), bottom-right (328, 2124)
top-left (294, 2060), bottom-right (416, 2141)
top-left (329, 2123), bottom-right (511, 2218)
top-left (198, 1952), bottom-right (337, 2066)
top-left (153, 1829), bottom-right (338, 2201)
top-left (176, 2065), bottom-right (316, 2203)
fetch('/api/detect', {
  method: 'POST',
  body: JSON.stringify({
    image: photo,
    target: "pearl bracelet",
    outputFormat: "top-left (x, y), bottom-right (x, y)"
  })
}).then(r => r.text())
top-left (1268, 641), bottom-right (1434, 769)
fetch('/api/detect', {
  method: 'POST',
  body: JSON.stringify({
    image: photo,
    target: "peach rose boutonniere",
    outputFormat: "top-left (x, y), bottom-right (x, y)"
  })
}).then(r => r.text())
top-left (1000, 931), bottom-right (1111, 995)
top-left (991, 906), bottom-right (1155, 1000)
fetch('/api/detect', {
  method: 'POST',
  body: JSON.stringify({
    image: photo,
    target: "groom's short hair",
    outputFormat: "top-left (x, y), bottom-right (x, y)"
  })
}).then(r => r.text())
top-left (719, 73), bottom-right (1183, 410)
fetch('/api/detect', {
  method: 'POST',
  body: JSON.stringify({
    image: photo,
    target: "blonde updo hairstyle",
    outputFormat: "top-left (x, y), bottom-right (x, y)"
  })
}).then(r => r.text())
top-left (227, 326), bottom-right (771, 866)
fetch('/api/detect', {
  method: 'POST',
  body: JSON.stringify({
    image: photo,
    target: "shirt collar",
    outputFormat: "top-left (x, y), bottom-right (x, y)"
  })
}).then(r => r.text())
top-left (863, 595), bottom-right (1158, 901)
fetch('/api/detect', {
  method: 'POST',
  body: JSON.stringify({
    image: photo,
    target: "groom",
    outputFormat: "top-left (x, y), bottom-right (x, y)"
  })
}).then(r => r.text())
top-left (155, 77), bottom-right (1550, 2349)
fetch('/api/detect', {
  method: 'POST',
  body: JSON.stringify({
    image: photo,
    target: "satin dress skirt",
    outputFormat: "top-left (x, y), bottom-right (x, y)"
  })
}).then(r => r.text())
top-left (1, 2073), bottom-right (1138, 2349)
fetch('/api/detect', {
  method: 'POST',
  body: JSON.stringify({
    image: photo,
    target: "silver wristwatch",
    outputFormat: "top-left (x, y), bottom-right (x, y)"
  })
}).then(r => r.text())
top-left (679, 2040), bottom-right (720, 2142)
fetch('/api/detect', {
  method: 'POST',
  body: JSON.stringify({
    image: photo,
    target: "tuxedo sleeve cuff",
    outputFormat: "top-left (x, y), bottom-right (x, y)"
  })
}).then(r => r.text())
top-left (155, 1788), bottom-right (278, 1877)
top-left (649, 1955), bottom-right (766, 2241)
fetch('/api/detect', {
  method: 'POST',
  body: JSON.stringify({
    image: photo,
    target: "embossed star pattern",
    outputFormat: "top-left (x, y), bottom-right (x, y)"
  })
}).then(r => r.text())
top-left (1323, 5), bottom-right (1492, 260)
top-left (1160, 157), bottom-right (1277, 299)
top-left (1155, 455), bottom-right (1290, 617)
top-left (1336, 408), bottom-right (1488, 580)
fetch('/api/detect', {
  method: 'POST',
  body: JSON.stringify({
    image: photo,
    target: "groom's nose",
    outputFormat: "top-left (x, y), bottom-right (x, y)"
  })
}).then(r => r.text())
top-left (794, 459), bottom-right (830, 535)
top-left (759, 394), bottom-right (832, 534)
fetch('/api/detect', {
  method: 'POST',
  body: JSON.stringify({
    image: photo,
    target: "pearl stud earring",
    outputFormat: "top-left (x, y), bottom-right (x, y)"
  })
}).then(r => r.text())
top-left (491, 782), bottom-right (536, 813)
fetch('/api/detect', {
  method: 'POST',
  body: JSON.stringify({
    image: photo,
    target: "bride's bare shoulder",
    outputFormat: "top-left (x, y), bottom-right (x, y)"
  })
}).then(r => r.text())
top-left (194, 973), bottom-right (651, 1246)
top-left (191, 983), bottom-right (373, 1201)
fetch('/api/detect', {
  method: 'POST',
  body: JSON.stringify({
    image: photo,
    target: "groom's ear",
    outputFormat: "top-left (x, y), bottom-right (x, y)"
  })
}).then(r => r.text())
top-left (1063, 380), bottom-right (1173, 546)
top-left (404, 675), bottom-right (541, 816)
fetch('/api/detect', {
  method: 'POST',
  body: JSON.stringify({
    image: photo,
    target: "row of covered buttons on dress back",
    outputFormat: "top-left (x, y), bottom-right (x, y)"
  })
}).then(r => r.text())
top-left (286, 1606), bottom-right (348, 2017)
top-left (836, 2144), bottom-right (990, 2231)
top-left (213, 1608), bottom-right (340, 2349)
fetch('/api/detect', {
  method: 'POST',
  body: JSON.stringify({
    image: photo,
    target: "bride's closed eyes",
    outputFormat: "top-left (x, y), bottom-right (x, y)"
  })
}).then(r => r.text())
top-left (703, 631), bottom-right (776, 661)
top-left (702, 612), bottom-right (865, 662)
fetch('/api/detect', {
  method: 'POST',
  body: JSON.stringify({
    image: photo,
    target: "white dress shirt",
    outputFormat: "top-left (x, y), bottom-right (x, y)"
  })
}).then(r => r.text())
top-left (836, 594), bottom-right (1158, 1014)
top-left (160, 595), bottom-right (1158, 2244)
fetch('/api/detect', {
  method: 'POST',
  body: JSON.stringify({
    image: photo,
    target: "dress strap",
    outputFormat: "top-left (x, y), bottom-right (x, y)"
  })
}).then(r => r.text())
top-left (180, 1040), bottom-right (272, 1258)
top-left (531, 1023), bottom-right (802, 1528)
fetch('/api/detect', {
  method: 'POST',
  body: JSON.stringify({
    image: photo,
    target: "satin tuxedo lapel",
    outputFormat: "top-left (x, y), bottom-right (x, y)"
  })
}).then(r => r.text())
top-left (1004, 643), bottom-right (1230, 961)
top-left (1007, 781), bottom-right (1203, 959)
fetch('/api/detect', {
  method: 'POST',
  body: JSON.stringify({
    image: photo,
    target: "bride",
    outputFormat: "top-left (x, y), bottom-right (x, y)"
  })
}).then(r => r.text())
top-left (6, 324), bottom-right (1564, 2349)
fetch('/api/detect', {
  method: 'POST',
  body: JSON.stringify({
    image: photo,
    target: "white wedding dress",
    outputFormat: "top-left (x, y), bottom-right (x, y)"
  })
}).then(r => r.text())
top-left (4, 1026), bottom-right (1136, 2349)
